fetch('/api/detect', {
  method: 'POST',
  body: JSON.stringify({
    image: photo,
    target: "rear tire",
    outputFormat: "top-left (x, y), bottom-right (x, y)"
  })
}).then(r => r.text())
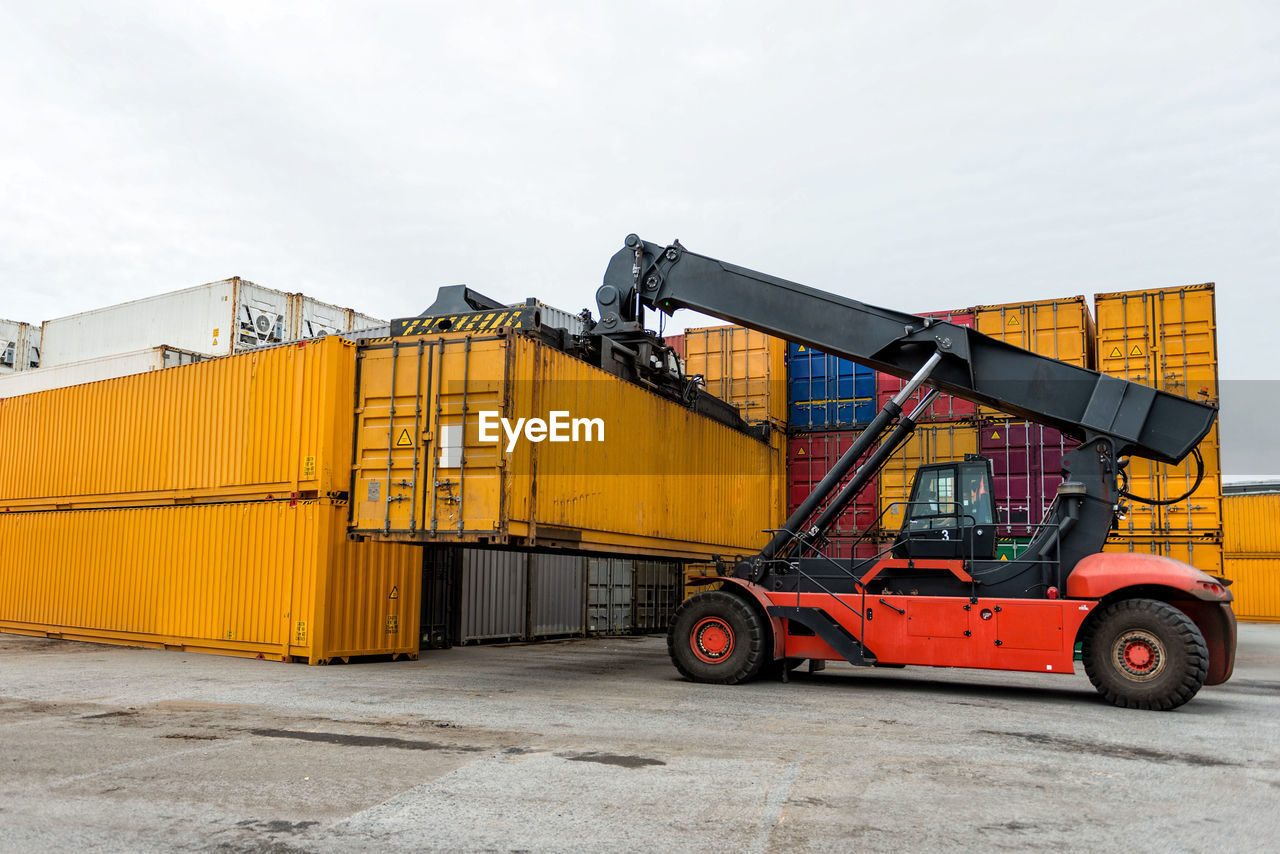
top-left (668, 591), bottom-right (768, 684)
top-left (1081, 598), bottom-right (1208, 710)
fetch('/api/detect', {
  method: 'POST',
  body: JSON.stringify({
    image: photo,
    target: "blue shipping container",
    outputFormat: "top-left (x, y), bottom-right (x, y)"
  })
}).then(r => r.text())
top-left (787, 343), bottom-right (877, 429)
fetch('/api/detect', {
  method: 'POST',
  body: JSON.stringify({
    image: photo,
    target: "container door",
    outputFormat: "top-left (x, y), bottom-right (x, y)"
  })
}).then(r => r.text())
top-left (633, 560), bottom-right (680, 631)
top-left (588, 557), bottom-right (633, 634)
top-left (459, 549), bottom-right (527, 642)
top-left (529, 553), bottom-right (586, 637)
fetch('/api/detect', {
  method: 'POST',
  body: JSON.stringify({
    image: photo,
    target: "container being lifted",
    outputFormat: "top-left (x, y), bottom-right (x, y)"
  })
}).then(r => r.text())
top-left (39, 277), bottom-right (384, 367)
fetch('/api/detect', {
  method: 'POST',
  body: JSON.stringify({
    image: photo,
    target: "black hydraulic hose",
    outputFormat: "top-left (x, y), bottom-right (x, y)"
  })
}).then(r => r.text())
top-left (1119, 448), bottom-right (1205, 506)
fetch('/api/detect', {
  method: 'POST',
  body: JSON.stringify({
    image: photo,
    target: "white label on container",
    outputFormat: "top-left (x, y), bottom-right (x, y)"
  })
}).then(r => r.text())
top-left (439, 423), bottom-right (462, 468)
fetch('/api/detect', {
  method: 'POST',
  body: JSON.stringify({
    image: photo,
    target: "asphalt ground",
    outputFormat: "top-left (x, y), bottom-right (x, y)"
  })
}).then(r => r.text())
top-left (2, 623), bottom-right (1278, 853)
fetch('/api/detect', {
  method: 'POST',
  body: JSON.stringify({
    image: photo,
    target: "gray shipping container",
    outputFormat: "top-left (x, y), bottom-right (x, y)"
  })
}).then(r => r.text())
top-left (459, 550), bottom-right (527, 642)
top-left (529, 553), bottom-right (586, 637)
top-left (588, 557), bottom-right (634, 635)
top-left (634, 559), bottom-right (681, 631)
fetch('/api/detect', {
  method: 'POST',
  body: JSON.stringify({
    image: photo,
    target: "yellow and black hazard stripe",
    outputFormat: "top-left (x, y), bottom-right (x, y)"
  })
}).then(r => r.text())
top-left (391, 308), bottom-right (533, 337)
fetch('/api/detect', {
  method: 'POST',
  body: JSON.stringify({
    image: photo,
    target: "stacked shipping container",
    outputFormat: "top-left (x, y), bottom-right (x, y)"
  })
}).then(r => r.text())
top-left (0, 337), bottom-right (423, 662)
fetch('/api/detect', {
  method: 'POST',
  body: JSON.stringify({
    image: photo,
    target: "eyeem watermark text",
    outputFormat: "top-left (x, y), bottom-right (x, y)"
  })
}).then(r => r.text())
top-left (478, 411), bottom-right (605, 452)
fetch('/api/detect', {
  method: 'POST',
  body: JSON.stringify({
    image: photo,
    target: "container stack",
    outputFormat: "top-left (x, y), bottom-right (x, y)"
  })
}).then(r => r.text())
top-left (1093, 285), bottom-right (1223, 576)
top-left (0, 337), bottom-right (423, 663)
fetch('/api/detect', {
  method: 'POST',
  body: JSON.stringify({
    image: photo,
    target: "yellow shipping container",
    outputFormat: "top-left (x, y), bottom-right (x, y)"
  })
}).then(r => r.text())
top-left (682, 324), bottom-right (787, 427)
top-left (975, 296), bottom-right (1095, 420)
top-left (0, 337), bottom-right (355, 510)
top-left (1095, 284), bottom-right (1221, 539)
top-left (1103, 535), bottom-right (1223, 577)
top-left (1222, 557), bottom-right (1280, 623)
top-left (0, 500), bottom-right (420, 663)
top-left (878, 423), bottom-right (979, 532)
top-left (352, 329), bottom-right (787, 559)
top-left (976, 296), bottom-right (1095, 367)
top-left (1224, 493), bottom-right (1280, 556)
top-left (683, 563), bottom-right (722, 600)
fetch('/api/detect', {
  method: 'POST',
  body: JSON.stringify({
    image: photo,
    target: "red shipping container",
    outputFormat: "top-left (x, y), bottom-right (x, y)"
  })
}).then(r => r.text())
top-left (663, 334), bottom-right (686, 359)
top-left (978, 419), bottom-right (1078, 537)
top-left (787, 431), bottom-right (880, 543)
top-left (875, 308), bottom-right (977, 422)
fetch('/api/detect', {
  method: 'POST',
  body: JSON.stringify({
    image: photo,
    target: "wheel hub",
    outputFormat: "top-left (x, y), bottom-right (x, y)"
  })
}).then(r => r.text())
top-left (1113, 631), bottom-right (1165, 681)
top-left (691, 617), bottom-right (735, 664)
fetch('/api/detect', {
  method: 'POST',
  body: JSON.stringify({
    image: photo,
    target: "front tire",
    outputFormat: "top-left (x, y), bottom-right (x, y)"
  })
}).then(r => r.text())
top-left (668, 591), bottom-right (768, 684)
top-left (1081, 598), bottom-right (1208, 710)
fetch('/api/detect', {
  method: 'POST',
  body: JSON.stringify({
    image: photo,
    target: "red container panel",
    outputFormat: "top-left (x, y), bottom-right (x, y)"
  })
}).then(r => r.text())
top-left (787, 431), bottom-right (880, 540)
top-left (978, 420), bottom-right (1078, 537)
top-left (875, 309), bottom-right (977, 422)
top-left (664, 334), bottom-right (686, 359)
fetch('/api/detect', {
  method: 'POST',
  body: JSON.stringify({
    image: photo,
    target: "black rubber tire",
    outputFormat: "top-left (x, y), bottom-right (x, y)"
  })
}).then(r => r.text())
top-left (1080, 598), bottom-right (1208, 711)
top-left (667, 591), bottom-right (768, 685)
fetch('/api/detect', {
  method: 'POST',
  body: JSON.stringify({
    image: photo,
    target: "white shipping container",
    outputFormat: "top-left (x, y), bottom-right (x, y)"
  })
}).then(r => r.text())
top-left (0, 319), bottom-right (40, 373)
top-left (40, 278), bottom-right (290, 366)
top-left (509, 299), bottom-right (586, 335)
top-left (291, 295), bottom-right (388, 342)
top-left (40, 279), bottom-right (387, 367)
top-left (0, 346), bottom-right (205, 398)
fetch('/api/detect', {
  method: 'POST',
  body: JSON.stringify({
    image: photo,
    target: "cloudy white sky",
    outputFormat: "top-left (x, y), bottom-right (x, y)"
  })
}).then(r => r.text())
top-left (2, 2), bottom-right (1277, 473)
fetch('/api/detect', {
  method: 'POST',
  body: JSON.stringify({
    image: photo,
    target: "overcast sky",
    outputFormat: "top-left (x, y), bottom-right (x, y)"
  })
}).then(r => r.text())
top-left (2, 2), bottom-right (1277, 473)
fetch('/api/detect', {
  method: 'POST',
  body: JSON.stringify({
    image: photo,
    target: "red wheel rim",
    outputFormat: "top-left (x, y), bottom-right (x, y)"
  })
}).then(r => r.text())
top-left (691, 616), bottom-right (735, 664)
top-left (1112, 631), bottom-right (1165, 681)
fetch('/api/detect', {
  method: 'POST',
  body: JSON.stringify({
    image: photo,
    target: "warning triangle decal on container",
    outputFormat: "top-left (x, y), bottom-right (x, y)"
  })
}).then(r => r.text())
top-left (1109, 346), bottom-right (1122, 358)
top-left (395, 428), bottom-right (413, 447)
top-left (389, 586), bottom-right (399, 600)
top-left (1007, 314), bottom-right (1021, 327)
top-left (796, 447), bottom-right (806, 455)
top-left (1130, 345), bottom-right (1144, 357)
top-left (999, 554), bottom-right (1008, 561)
top-left (991, 430), bottom-right (1000, 440)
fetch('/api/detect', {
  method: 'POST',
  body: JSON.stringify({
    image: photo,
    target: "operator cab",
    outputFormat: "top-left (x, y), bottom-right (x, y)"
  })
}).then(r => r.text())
top-left (892, 456), bottom-right (997, 561)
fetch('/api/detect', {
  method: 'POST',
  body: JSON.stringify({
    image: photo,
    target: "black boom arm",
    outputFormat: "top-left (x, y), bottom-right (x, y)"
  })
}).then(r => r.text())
top-left (595, 235), bottom-right (1214, 465)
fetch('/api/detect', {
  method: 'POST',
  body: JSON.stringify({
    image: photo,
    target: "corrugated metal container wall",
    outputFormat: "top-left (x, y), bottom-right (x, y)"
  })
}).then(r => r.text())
top-left (788, 431), bottom-right (880, 541)
top-left (786, 343), bottom-right (876, 430)
top-left (634, 559), bottom-right (681, 631)
top-left (459, 550), bottom-right (527, 642)
top-left (1103, 536), bottom-right (1223, 577)
top-left (1224, 494), bottom-right (1280, 555)
top-left (588, 557), bottom-right (633, 634)
top-left (976, 296), bottom-right (1095, 367)
top-left (0, 337), bottom-right (355, 509)
top-left (1222, 558), bottom-right (1280, 623)
top-left (978, 420), bottom-right (1078, 537)
top-left (975, 297), bottom-right (1095, 418)
top-left (878, 424), bottom-right (979, 532)
top-left (664, 334), bottom-right (686, 359)
top-left (0, 500), bottom-right (419, 663)
top-left (1095, 284), bottom-right (1221, 539)
top-left (0, 346), bottom-right (206, 398)
top-left (530, 552), bottom-right (587, 637)
top-left (683, 324), bottom-right (786, 427)
top-left (40, 278), bottom-right (291, 366)
top-left (875, 309), bottom-right (977, 422)
top-left (352, 330), bottom-right (786, 558)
